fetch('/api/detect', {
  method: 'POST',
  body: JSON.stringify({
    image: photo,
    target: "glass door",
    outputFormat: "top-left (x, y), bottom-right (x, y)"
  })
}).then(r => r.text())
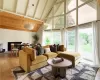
top-left (66, 30), bottom-right (76, 51)
top-left (78, 27), bottom-right (93, 61)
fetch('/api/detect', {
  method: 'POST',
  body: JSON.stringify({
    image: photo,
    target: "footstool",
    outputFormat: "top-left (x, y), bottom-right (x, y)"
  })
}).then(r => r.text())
top-left (57, 51), bottom-right (81, 67)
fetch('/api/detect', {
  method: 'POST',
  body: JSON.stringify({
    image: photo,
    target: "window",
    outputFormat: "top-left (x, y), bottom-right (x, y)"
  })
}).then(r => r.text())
top-left (54, 16), bottom-right (64, 29)
top-left (78, 0), bottom-right (89, 6)
top-left (66, 30), bottom-right (75, 51)
top-left (66, 10), bottom-right (76, 27)
top-left (44, 19), bottom-right (53, 30)
top-left (52, 31), bottom-right (61, 44)
top-left (66, 0), bottom-right (76, 12)
top-left (43, 31), bottom-right (61, 45)
top-left (78, 0), bottom-right (96, 24)
top-left (43, 31), bottom-right (53, 45)
top-left (78, 25), bottom-right (93, 61)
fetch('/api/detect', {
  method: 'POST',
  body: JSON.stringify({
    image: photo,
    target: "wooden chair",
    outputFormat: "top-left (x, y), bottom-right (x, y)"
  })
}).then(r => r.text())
top-left (11, 43), bottom-right (19, 56)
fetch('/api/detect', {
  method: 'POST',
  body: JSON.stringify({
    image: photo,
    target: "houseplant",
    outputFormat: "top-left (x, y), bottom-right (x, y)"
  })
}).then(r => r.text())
top-left (31, 34), bottom-right (39, 47)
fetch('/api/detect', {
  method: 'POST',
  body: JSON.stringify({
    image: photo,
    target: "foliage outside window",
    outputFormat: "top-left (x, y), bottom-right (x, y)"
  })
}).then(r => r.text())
top-left (66, 30), bottom-right (75, 51)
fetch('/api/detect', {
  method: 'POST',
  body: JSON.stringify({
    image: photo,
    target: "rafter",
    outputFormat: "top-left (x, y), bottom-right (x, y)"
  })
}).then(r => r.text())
top-left (33, 0), bottom-right (40, 18)
top-left (40, 0), bottom-right (48, 19)
top-left (54, 2), bottom-right (63, 16)
top-left (2, 0), bottom-right (4, 9)
top-left (15, 0), bottom-right (19, 13)
top-left (25, 0), bottom-right (30, 16)
top-left (44, 0), bottom-right (57, 20)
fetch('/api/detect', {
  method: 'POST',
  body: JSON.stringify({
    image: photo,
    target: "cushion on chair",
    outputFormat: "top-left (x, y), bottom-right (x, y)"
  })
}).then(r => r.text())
top-left (23, 47), bottom-right (36, 61)
top-left (44, 52), bottom-right (58, 59)
top-left (32, 55), bottom-right (47, 65)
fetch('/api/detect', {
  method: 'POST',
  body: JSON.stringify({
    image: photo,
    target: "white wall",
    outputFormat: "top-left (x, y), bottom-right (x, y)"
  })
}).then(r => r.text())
top-left (37, 26), bottom-right (43, 44)
top-left (0, 28), bottom-right (35, 51)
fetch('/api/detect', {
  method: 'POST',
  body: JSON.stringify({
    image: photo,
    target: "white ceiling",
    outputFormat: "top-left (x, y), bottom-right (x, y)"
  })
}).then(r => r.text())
top-left (0, 0), bottom-right (62, 21)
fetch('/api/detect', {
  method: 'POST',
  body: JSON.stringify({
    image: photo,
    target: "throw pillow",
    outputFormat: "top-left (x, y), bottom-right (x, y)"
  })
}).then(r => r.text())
top-left (53, 44), bottom-right (57, 52)
top-left (38, 47), bottom-right (45, 55)
top-left (35, 45), bottom-right (45, 55)
top-left (45, 48), bottom-right (51, 53)
top-left (50, 45), bottom-right (54, 52)
top-left (57, 44), bottom-right (60, 51)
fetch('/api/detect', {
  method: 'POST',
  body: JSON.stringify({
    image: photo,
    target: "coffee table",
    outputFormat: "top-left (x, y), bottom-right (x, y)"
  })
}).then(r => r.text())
top-left (47, 58), bottom-right (72, 78)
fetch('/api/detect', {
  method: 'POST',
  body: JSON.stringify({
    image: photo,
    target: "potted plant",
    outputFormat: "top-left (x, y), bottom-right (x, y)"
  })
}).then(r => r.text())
top-left (31, 34), bottom-right (39, 47)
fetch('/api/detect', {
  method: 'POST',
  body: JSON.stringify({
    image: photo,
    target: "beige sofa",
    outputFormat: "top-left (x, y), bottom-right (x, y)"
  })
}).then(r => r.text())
top-left (19, 47), bottom-right (58, 72)
top-left (19, 45), bottom-right (81, 72)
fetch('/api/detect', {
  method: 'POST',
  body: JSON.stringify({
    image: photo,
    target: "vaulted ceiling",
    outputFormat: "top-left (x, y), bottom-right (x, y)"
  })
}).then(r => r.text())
top-left (0, 0), bottom-right (99, 31)
top-left (0, 0), bottom-right (61, 32)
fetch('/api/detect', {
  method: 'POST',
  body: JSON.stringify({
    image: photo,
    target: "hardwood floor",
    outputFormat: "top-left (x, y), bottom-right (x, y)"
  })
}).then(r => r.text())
top-left (0, 53), bottom-right (19, 80)
top-left (0, 53), bottom-right (100, 80)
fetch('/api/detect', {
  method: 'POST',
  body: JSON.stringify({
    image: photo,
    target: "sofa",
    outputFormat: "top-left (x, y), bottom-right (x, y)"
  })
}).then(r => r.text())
top-left (19, 45), bottom-right (81, 72)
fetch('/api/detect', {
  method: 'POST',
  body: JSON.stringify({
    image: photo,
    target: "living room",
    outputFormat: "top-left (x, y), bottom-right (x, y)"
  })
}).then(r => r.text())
top-left (0, 0), bottom-right (100, 80)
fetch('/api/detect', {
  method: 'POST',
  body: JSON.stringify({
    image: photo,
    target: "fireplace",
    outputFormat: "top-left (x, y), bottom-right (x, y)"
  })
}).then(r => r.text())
top-left (8, 42), bottom-right (22, 51)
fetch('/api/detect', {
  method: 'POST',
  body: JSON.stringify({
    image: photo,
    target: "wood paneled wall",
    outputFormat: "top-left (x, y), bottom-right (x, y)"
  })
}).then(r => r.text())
top-left (0, 12), bottom-right (43, 32)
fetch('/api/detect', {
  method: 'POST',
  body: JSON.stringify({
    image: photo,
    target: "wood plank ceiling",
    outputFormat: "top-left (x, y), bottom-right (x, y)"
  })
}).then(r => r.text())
top-left (0, 12), bottom-right (43, 32)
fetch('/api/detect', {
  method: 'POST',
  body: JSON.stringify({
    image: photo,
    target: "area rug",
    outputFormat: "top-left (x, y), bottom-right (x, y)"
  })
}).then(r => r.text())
top-left (12, 63), bottom-right (99, 80)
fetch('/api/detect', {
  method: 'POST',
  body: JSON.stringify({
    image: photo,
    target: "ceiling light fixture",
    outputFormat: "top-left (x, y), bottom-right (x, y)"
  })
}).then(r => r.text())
top-left (24, 23), bottom-right (34, 30)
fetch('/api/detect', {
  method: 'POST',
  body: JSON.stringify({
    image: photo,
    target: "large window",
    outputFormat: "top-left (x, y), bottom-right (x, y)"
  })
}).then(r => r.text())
top-left (78, 0), bottom-right (89, 6)
top-left (66, 30), bottom-right (75, 51)
top-left (78, 24), bottom-right (93, 61)
top-left (43, 32), bottom-right (53, 45)
top-left (43, 31), bottom-right (61, 46)
top-left (53, 31), bottom-right (61, 44)
top-left (78, 0), bottom-right (96, 24)
top-left (66, 10), bottom-right (76, 27)
top-left (44, 19), bottom-right (53, 30)
top-left (54, 16), bottom-right (64, 29)
top-left (66, 0), bottom-right (76, 12)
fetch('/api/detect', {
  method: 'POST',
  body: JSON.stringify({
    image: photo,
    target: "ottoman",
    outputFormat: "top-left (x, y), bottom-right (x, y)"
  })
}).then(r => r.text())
top-left (57, 51), bottom-right (81, 67)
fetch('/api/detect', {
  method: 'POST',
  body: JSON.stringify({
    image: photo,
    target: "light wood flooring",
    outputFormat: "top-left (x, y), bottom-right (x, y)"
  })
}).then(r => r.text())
top-left (0, 53), bottom-right (19, 80)
top-left (0, 53), bottom-right (100, 80)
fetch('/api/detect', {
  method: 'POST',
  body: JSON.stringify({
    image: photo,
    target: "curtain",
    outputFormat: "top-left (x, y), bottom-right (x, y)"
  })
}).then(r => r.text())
top-left (93, 21), bottom-right (100, 66)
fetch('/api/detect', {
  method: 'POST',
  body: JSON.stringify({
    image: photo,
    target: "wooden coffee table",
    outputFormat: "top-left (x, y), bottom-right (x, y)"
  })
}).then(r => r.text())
top-left (47, 58), bottom-right (72, 78)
